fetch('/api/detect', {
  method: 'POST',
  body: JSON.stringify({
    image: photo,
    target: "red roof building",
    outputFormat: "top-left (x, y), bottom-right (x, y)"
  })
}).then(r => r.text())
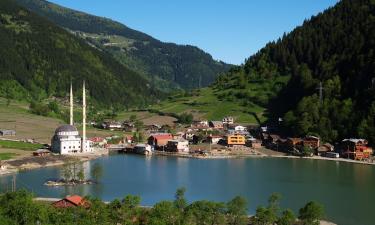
top-left (52, 195), bottom-right (90, 208)
top-left (148, 133), bottom-right (173, 147)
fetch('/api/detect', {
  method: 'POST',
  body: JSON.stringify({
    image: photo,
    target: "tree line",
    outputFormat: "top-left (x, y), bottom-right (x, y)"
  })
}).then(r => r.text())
top-left (214, 0), bottom-right (375, 144)
top-left (0, 188), bottom-right (325, 225)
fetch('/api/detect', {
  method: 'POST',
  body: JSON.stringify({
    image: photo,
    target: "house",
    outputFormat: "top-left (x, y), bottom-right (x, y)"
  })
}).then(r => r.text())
top-left (166, 139), bottom-right (189, 152)
top-left (52, 195), bottom-right (90, 208)
top-left (190, 121), bottom-right (210, 131)
top-left (248, 139), bottom-right (262, 149)
top-left (317, 143), bottom-right (334, 156)
top-left (123, 122), bottom-right (136, 132)
top-left (184, 132), bottom-right (195, 141)
top-left (207, 135), bottom-right (223, 144)
top-left (33, 149), bottom-right (51, 157)
top-left (234, 125), bottom-right (247, 131)
top-left (226, 134), bottom-right (246, 146)
top-left (303, 136), bottom-right (320, 149)
top-left (146, 124), bottom-right (161, 132)
top-left (286, 138), bottom-right (303, 150)
top-left (0, 129), bottom-right (16, 136)
top-left (209, 121), bottom-right (224, 129)
top-left (222, 116), bottom-right (234, 125)
top-left (341, 139), bottom-right (373, 160)
top-left (102, 121), bottom-right (122, 130)
top-left (134, 144), bottom-right (153, 155)
top-left (148, 133), bottom-right (173, 147)
top-left (88, 137), bottom-right (107, 147)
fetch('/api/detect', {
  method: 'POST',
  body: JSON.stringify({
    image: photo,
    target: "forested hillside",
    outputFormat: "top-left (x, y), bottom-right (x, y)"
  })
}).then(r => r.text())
top-left (0, 0), bottom-right (161, 108)
top-left (213, 0), bottom-right (375, 144)
top-left (16, 0), bottom-right (232, 90)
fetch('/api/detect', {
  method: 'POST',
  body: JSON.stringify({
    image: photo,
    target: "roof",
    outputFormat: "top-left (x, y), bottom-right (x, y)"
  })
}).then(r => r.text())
top-left (55, 125), bottom-right (77, 133)
top-left (342, 138), bottom-right (366, 143)
top-left (89, 137), bottom-right (105, 142)
top-left (210, 121), bottom-right (223, 126)
top-left (150, 133), bottom-right (173, 140)
top-left (65, 195), bottom-right (85, 206)
top-left (34, 149), bottom-right (51, 153)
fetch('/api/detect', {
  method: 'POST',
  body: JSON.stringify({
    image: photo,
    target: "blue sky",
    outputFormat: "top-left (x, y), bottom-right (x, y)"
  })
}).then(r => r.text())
top-left (49, 0), bottom-right (338, 65)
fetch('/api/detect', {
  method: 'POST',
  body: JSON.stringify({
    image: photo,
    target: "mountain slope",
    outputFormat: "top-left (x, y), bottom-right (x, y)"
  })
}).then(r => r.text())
top-left (212, 0), bottom-right (375, 143)
top-left (0, 0), bottom-right (161, 108)
top-left (16, 0), bottom-right (232, 90)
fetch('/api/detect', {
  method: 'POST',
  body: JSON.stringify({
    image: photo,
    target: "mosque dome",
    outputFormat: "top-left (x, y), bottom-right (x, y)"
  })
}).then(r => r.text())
top-left (55, 125), bottom-right (79, 135)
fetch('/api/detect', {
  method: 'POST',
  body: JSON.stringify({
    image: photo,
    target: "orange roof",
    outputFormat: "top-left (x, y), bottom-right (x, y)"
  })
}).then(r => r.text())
top-left (150, 134), bottom-right (172, 139)
top-left (65, 195), bottom-right (85, 206)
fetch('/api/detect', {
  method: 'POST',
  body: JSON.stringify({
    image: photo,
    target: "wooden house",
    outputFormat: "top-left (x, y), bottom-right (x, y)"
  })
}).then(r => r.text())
top-left (303, 136), bottom-right (320, 149)
top-left (341, 139), bottom-right (373, 160)
top-left (209, 121), bottom-right (224, 129)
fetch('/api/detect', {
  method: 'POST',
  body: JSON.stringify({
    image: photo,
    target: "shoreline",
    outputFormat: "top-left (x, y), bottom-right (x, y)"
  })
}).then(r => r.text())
top-left (1, 148), bottom-right (373, 177)
top-left (0, 149), bottom-right (109, 176)
top-left (153, 150), bottom-right (375, 166)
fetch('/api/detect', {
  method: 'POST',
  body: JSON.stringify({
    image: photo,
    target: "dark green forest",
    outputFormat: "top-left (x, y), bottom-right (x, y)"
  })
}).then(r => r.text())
top-left (214, 0), bottom-right (375, 144)
top-left (16, 0), bottom-right (232, 90)
top-left (0, 0), bottom-right (162, 108)
top-left (0, 189), bottom-right (325, 225)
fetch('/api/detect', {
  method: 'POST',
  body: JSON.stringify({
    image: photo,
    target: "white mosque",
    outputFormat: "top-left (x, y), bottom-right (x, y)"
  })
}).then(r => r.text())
top-left (51, 81), bottom-right (92, 154)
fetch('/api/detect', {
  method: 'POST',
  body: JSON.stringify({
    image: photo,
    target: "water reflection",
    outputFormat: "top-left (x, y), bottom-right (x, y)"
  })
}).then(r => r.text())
top-left (0, 155), bottom-right (374, 225)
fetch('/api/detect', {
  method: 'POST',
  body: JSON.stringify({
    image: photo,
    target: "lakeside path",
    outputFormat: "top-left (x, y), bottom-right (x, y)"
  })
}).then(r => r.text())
top-left (0, 149), bottom-right (109, 176)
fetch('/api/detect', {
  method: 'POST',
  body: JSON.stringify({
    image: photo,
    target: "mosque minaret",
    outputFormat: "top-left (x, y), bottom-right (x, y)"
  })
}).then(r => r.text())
top-left (51, 81), bottom-right (92, 154)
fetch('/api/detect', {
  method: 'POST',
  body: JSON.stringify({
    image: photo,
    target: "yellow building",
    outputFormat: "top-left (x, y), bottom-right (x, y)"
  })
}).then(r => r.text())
top-left (227, 134), bottom-right (246, 146)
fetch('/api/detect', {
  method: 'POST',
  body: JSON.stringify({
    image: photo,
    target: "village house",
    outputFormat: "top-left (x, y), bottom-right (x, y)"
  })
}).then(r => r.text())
top-left (102, 121), bottom-right (122, 130)
top-left (262, 134), bottom-right (280, 147)
top-left (146, 124), bottom-right (161, 133)
top-left (222, 116), bottom-right (234, 125)
top-left (341, 139), bottom-right (373, 160)
top-left (122, 122), bottom-right (136, 132)
top-left (226, 134), bottom-right (246, 146)
top-left (303, 136), bottom-right (320, 149)
top-left (0, 129), bottom-right (16, 136)
top-left (123, 135), bottom-right (133, 144)
top-left (33, 149), bottom-right (51, 157)
top-left (207, 135), bottom-right (223, 144)
top-left (190, 121), bottom-right (210, 131)
top-left (317, 143), bottom-right (334, 156)
top-left (166, 139), bottom-right (189, 152)
top-left (209, 121), bottom-right (224, 129)
top-left (148, 133), bottom-right (173, 148)
top-left (286, 138), bottom-right (303, 150)
top-left (52, 195), bottom-right (90, 208)
top-left (184, 132), bottom-right (195, 141)
top-left (89, 137), bottom-right (107, 147)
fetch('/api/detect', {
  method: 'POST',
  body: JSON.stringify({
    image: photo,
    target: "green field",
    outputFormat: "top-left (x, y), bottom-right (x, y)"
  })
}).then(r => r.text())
top-left (0, 140), bottom-right (43, 151)
top-left (151, 88), bottom-right (266, 124)
top-left (0, 152), bottom-right (18, 160)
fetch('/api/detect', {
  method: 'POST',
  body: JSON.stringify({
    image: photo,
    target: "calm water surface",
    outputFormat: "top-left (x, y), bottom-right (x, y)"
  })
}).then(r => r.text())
top-left (0, 154), bottom-right (374, 225)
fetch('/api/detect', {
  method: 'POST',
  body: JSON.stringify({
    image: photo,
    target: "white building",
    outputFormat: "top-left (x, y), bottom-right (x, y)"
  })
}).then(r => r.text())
top-left (234, 125), bottom-right (247, 131)
top-left (51, 82), bottom-right (92, 155)
top-left (51, 125), bottom-right (82, 154)
top-left (166, 139), bottom-right (189, 152)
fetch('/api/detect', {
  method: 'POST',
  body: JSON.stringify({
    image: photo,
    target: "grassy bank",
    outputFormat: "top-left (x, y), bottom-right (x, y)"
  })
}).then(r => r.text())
top-left (0, 152), bottom-right (18, 160)
top-left (0, 140), bottom-right (43, 151)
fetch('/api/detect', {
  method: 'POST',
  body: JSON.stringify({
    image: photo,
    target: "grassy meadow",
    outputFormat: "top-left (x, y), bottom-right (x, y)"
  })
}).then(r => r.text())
top-left (151, 88), bottom-right (266, 124)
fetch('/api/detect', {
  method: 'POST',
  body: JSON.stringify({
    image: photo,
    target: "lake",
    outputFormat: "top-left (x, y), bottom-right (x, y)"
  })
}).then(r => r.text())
top-left (1, 154), bottom-right (374, 225)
